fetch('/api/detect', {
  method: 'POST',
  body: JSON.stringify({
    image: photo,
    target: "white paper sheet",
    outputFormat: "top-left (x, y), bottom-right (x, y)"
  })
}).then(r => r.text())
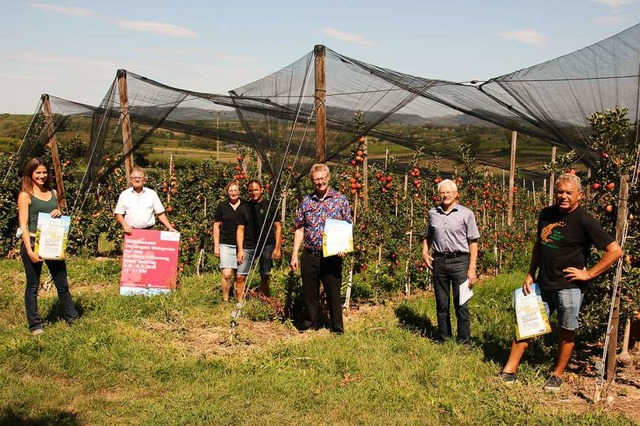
top-left (459, 279), bottom-right (473, 305)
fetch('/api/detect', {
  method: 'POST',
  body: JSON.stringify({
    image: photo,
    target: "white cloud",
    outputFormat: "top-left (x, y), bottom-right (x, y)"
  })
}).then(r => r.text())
top-left (114, 20), bottom-right (197, 38)
top-left (320, 27), bottom-right (374, 46)
top-left (593, 0), bottom-right (640, 7)
top-left (594, 14), bottom-right (627, 24)
top-left (497, 30), bottom-right (546, 45)
top-left (28, 2), bottom-right (92, 16)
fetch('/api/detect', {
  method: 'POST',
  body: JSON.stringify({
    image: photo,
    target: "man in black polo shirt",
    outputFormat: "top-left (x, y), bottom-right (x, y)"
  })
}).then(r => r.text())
top-left (236, 180), bottom-right (282, 298)
top-left (499, 173), bottom-right (622, 391)
top-left (422, 179), bottom-right (480, 345)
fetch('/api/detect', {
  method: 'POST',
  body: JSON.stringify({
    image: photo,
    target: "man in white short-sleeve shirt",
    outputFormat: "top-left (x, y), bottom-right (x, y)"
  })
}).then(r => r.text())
top-left (114, 166), bottom-right (177, 234)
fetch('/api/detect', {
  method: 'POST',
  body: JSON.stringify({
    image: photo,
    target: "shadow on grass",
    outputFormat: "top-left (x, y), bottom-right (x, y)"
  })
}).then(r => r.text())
top-left (0, 408), bottom-right (80, 426)
top-left (284, 271), bottom-right (305, 328)
top-left (394, 303), bottom-right (439, 340)
top-left (478, 323), bottom-right (561, 366)
top-left (476, 329), bottom-right (512, 365)
top-left (43, 298), bottom-right (86, 325)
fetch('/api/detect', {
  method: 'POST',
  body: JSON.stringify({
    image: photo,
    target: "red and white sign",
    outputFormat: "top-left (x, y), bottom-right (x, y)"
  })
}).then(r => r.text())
top-left (120, 229), bottom-right (180, 296)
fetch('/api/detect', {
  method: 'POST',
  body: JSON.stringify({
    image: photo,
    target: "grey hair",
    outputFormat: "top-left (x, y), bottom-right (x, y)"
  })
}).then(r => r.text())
top-left (309, 163), bottom-right (330, 178)
top-left (556, 173), bottom-right (582, 192)
top-left (437, 179), bottom-right (458, 193)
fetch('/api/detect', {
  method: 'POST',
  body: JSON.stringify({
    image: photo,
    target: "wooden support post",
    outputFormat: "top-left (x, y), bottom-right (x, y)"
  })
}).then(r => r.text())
top-left (344, 193), bottom-right (358, 309)
top-left (167, 155), bottom-right (174, 205)
top-left (606, 174), bottom-right (630, 384)
top-left (257, 155), bottom-right (262, 182)
top-left (507, 131), bottom-right (517, 226)
top-left (363, 137), bottom-right (368, 211)
top-left (41, 95), bottom-right (67, 211)
top-left (216, 112), bottom-right (221, 162)
top-left (618, 318), bottom-right (632, 365)
top-left (118, 70), bottom-right (133, 181)
top-left (532, 181), bottom-right (537, 209)
top-left (549, 147), bottom-right (556, 206)
top-left (405, 198), bottom-right (414, 297)
top-left (385, 148), bottom-right (389, 171)
top-left (314, 45), bottom-right (326, 163)
top-left (281, 189), bottom-right (287, 224)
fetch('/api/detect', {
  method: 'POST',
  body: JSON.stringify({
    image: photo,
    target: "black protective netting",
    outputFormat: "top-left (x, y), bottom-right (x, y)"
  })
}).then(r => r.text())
top-left (485, 23), bottom-right (640, 166)
top-left (12, 22), bottom-right (640, 213)
top-left (85, 70), bottom-right (190, 188)
top-left (14, 95), bottom-right (95, 173)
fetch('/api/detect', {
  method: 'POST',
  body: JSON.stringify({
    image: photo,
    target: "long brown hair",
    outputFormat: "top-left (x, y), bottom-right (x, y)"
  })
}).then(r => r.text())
top-left (20, 157), bottom-right (52, 195)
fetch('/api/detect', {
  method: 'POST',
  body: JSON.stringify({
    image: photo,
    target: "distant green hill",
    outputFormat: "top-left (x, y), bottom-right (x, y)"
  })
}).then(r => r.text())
top-left (0, 112), bottom-right (564, 178)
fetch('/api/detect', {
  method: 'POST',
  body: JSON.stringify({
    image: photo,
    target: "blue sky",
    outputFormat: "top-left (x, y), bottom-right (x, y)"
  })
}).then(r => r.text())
top-left (1, 0), bottom-right (639, 113)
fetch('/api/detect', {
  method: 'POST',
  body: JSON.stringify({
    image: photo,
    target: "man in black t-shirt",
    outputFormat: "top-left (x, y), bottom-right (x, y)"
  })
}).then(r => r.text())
top-left (499, 174), bottom-right (622, 392)
top-left (236, 180), bottom-right (282, 298)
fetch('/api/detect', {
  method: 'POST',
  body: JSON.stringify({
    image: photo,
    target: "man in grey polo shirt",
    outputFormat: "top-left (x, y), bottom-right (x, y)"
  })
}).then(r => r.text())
top-left (422, 179), bottom-right (480, 344)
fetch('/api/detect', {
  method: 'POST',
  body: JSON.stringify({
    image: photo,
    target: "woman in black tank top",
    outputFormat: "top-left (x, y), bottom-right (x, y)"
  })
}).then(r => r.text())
top-left (17, 157), bottom-right (79, 335)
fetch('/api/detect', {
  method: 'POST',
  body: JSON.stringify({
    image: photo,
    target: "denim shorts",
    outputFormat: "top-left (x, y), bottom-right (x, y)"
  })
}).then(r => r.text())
top-left (237, 245), bottom-right (274, 276)
top-left (219, 244), bottom-right (237, 269)
top-left (540, 287), bottom-right (584, 331)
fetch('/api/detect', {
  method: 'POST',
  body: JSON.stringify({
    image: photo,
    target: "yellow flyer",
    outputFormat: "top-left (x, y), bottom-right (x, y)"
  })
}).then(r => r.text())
top-left (514, 283), bottom-right (552, 340)
top-left (322, 219), bottom-right (353, 257)
top-left (34, 213), bottom-right (71, 260)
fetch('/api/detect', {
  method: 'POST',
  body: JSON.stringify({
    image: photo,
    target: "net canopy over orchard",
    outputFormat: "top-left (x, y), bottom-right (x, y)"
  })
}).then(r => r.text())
top-left (12, 22), bottom-right (640, 212)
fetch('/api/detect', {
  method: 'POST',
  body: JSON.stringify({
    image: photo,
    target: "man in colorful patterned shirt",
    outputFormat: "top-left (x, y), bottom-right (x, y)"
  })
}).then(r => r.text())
top-left (290, 164), bottom-right (352, 333)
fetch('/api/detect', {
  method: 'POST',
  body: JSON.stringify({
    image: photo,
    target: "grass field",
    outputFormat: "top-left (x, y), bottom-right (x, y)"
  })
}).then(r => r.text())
top-left (0, 259), bottom-right (636, 425)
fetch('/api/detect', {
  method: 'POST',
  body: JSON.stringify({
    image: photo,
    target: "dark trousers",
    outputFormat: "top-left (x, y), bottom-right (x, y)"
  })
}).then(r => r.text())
top-left (21, 242), bottom-right (79, 332)
top-left (432, 255), bottom-right (471, 342)
top-left (300, 251), bottom-right (344, 332)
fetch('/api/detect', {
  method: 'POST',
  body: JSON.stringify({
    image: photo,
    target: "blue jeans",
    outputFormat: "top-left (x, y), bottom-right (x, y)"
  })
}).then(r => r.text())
top-left (218, 244), bottom-right (237, 269)
top-left (237, 245), bottom-right (274, 276)
top-left (540, 287), bottom-right (584, 331)
top-left (432, 255), bottom-right (471, 342)
top-left (21, 241), bottom-right (79, 332)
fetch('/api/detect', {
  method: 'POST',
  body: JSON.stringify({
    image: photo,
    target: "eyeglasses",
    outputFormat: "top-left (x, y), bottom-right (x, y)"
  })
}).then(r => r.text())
top-left (130, 176), bottom-right (145, 181)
